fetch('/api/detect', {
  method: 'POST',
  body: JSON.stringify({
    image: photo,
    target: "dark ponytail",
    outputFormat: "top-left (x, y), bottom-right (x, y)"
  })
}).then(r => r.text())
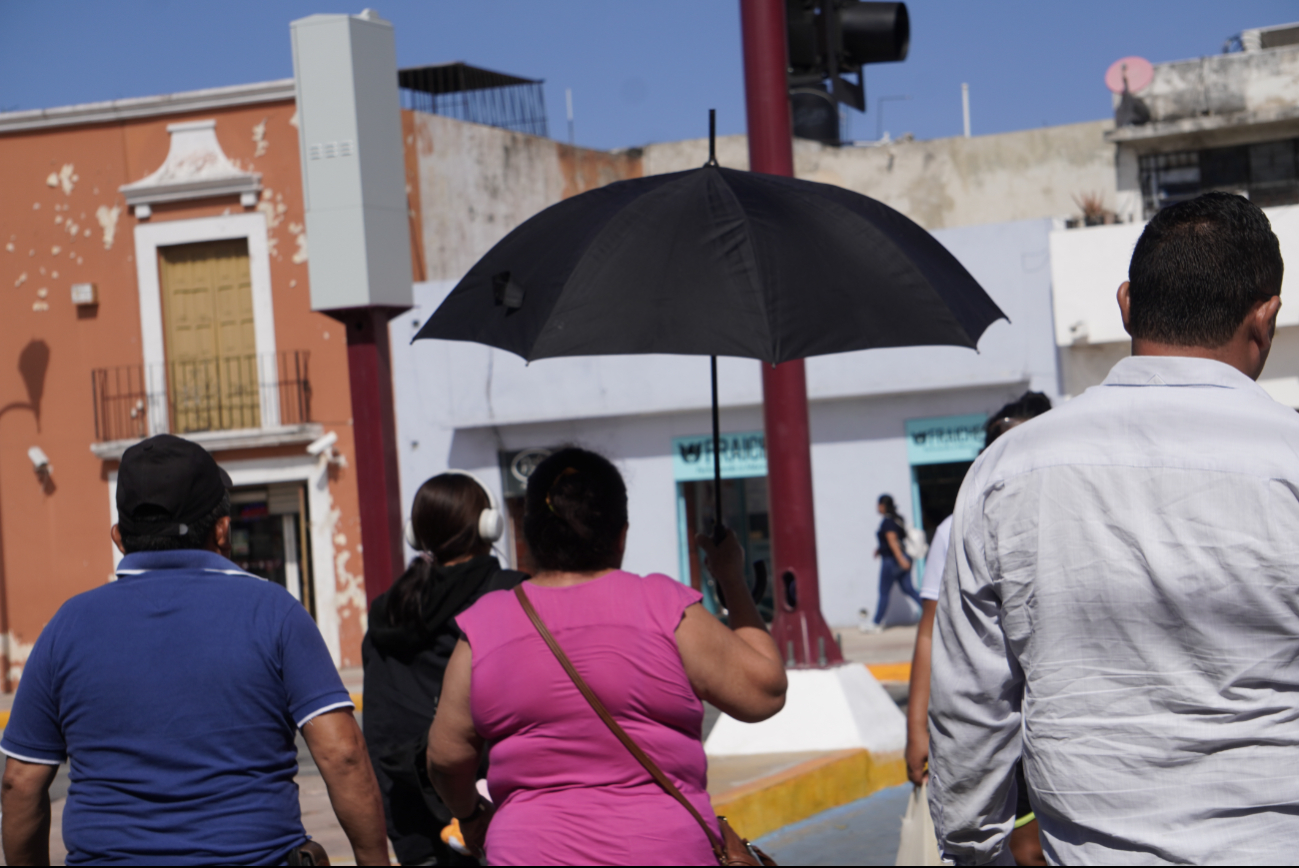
top-left (524, 447), bottom-right (628, 573)
top-left (879, 494), bottom-right (904, 528)
top-left (387, 474), bottom-right (492, 630)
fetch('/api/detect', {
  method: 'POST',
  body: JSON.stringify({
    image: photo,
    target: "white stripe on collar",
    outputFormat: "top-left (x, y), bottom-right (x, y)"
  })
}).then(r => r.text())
top-left (115, 567), bottom-right (266, 581)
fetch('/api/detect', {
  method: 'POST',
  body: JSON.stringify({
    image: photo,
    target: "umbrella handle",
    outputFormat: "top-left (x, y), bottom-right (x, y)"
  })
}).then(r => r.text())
top-left (711, 355), bottom-right (725, 544)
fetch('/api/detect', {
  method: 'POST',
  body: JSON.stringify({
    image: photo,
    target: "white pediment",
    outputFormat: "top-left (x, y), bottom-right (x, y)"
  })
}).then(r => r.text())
top-left (119, 120), bottom-right (261, 210)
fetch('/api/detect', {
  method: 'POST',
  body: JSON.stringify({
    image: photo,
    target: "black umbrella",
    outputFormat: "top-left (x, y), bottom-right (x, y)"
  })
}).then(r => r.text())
top-left (416, 113), bottom-right (1004, 557)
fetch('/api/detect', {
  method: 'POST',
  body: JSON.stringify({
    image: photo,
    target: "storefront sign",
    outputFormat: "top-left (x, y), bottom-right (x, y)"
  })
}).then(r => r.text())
top-left (672, 431), bottom-right (767, 481)
top-left (905, 414), bottom-right (986, 465)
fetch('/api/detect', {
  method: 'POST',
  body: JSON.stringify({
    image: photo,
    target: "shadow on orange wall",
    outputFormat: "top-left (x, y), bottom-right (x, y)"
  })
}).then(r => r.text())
top-left (3, 340), bottom-right (50, 432)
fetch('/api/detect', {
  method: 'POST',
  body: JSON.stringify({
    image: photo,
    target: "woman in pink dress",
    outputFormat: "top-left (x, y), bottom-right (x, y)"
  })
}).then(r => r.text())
top-left (427, 447), bottom-right (787, 865)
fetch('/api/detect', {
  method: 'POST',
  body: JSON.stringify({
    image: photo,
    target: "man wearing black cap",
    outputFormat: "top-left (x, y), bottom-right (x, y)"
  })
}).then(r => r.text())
top-left (0, 435), bottom-right (389, 865)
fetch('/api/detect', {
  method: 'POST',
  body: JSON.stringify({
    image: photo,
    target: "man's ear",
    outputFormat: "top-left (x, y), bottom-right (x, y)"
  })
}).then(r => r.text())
top-left (111, 524), bottom-right (126, 556)
top-left (210, 516), bottom-right (232, 556)
top-left (1250, 295), bottom-right (1282, 356)
top-left (1117, 281), bottom-right (1133, 335)
top-left (1255, 295), bottom-right (1282, 338)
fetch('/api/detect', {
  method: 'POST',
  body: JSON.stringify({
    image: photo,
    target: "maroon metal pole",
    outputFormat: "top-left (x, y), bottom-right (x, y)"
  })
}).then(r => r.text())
top-left (741, 0), bottom-right (843, 668)
top-left (331, 306), bottom-right (407, 605)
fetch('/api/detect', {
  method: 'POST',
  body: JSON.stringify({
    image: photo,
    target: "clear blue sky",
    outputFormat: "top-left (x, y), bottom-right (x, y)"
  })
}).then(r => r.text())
top-left (2, 1), bottom-right (1296, 151)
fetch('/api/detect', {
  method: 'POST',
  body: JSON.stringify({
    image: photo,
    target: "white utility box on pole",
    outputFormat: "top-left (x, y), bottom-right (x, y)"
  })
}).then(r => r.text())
top-left (290, 8), bottom-right (412, 605)
top-left (290, 9), bottom-right (412, 312)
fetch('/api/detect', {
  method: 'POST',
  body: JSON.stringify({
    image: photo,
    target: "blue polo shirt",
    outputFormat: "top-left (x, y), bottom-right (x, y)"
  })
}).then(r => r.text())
top-left (1, 549), bottom-right (353, 866)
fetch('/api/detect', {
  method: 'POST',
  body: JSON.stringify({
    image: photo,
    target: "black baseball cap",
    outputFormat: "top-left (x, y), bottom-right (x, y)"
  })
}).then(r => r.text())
top-left (117, 435), bottom-right (232, 537)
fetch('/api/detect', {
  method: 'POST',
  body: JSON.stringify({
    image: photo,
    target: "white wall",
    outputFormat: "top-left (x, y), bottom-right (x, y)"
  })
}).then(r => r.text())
top-left (1050, 204), bottom-right (1299, 349)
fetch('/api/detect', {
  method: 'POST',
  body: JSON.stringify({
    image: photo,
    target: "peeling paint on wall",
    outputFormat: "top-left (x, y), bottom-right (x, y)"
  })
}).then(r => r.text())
top-left (14, 272), bottom-right (26, 287)
top-left (6, 632), bottom-right (37, 686)
top-left (256, 188), bottom-right (286, 229)
top-left (96, 204), bottom-right (121, 250)
top-left (253, 118), bottom-right (269, 157)
top-left (47, 163), bottom-right (78, 195)
top-left (288, 222), bottom-right (308, 264)
top-left (323, 504), bottom-right (368, 656)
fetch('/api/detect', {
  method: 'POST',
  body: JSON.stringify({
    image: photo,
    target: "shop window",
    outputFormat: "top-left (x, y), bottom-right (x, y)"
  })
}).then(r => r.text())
top-left (678, 476), bottom-right (773, 622)
top-left (912, 462), bottom-right (973, 540)
top-left (229, 483), bottom-right (314, 618)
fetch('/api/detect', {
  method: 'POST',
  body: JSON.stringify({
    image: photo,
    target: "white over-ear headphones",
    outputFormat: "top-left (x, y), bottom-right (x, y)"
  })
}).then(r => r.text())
top-left (404, 470), bottom-right (505, 553)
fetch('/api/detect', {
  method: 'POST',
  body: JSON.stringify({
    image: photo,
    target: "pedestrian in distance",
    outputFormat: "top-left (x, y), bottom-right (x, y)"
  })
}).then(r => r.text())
top-left (427, 447), bottom-right (787, 866)
top-left (0, 434), bottom-right (388, 866)
top-left (929, 192), bottom-right (1299, 865)
top-left (362, 472), bottom-right (526, 866)
top-left (864, 494), bottom-right (922, 633)
top-left (904, 391), bottom-right (1051, 866)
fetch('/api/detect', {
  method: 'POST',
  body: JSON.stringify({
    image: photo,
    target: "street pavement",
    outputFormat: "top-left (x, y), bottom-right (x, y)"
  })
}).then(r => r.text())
top-left (755, 783), bottom-right (912, 865)
top-left (0, 630), bottom-right (919, 865)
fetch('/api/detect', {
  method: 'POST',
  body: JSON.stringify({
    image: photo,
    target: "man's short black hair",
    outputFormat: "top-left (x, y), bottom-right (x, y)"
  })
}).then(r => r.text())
top-left (119, 492), bottom-right (231, 553)
top-left (1127, 192), bottom-right (1283, 348)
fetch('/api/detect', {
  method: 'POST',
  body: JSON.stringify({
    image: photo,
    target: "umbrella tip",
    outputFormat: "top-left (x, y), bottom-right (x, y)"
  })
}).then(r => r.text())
top-left (705, 109), bottom-right (718, 167)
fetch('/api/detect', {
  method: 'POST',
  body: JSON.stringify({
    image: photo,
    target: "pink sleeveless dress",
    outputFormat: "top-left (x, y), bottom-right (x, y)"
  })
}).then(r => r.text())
top-left (455, 570), bottom-right (719, 866)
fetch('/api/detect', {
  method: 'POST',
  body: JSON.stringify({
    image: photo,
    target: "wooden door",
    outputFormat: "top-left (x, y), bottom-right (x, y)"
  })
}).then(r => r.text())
top-left (159, 239), bottom-right (259, 432)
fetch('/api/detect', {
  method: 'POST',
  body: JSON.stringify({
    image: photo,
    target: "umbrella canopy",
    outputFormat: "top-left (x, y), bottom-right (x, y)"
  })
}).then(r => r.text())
top-left (415, 165), bottom-right (1005, 364)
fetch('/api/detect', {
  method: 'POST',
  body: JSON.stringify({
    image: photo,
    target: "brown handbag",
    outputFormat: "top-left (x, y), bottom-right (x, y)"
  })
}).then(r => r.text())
top-left (514, 585), bottom-right (776, 866)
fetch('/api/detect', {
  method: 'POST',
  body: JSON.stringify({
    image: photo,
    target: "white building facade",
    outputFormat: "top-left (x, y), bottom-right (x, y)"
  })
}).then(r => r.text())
top-left (392, 21), bottom-right (1299, 629)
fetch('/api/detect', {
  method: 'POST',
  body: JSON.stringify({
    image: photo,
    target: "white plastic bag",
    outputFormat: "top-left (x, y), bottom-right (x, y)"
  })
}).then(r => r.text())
top-left (895, 783), bottom-right (946, 866)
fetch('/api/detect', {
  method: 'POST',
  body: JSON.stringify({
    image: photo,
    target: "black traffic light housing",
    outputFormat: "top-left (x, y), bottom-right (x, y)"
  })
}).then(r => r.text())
top-left (787, 0), bottom-right (909, 142)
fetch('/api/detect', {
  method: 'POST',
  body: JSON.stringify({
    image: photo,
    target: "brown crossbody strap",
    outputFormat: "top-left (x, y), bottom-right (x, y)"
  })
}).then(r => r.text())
top-left (514, 584), bottom-right (726, 863)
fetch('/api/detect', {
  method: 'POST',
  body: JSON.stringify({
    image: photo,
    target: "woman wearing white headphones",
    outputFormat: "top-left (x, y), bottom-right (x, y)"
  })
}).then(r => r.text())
top-left (362, 471), bottom-right (526, 867)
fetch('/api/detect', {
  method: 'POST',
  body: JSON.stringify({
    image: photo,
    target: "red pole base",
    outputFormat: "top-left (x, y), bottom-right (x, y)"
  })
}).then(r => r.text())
top-left (328, 306), bottom-right (408, 605)
top-left (763, 360), bottom-right (844, 668)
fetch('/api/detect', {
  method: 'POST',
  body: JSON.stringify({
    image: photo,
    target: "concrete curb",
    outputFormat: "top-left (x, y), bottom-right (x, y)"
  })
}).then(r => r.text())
top-left (710, 748), bottom-right (907, 841)
top-left (865, 662), bottom-right (911, 683)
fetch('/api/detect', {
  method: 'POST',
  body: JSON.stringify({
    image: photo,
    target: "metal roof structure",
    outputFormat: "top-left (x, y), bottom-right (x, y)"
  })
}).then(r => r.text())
top-left (398, 62), bottom-right (548, 138)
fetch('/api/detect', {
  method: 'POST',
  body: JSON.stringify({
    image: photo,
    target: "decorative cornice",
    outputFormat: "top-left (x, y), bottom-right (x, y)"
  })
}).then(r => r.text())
top-left (91, 423), bottom-right (324, 461)
top-left (0, 79), bottom-right (295, 135)
top-left (119, 120), bottom-right (261, 209)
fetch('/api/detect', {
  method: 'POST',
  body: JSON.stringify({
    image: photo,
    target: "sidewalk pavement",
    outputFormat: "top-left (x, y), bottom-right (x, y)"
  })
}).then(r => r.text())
top-left (754, 782), bottom-right (912, 865)
top-left (0, 628), bottom-right (919, 864)
top-left (706, 623), bottom-right (918, 843)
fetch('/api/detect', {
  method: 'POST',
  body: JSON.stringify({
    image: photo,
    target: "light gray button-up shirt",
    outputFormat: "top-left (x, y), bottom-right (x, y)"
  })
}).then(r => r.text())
top-left (930, 355), bottom-right (1299, 866)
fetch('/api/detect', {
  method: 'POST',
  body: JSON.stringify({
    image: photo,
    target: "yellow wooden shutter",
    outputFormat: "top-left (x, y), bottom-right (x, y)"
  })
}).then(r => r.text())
top-left (159, 240), bottom-right (259, 432)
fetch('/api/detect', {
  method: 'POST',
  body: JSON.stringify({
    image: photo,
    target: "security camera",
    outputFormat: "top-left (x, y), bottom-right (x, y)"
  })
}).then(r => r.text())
top-left (27, 446), bottom-right (50, 474)
top-left (306, 431), bottom-right (338, 456)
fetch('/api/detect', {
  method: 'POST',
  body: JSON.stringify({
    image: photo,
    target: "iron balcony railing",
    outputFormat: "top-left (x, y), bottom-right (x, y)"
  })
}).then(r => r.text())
top-left (92, 351), bottom-right (312, 442)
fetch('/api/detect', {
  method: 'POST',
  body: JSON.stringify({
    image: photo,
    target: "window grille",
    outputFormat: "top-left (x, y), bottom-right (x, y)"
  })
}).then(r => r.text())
top-left (1139, 137), bottom-right (1299, 216)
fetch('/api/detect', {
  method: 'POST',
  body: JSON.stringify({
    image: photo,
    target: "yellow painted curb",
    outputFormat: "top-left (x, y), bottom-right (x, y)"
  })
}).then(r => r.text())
top-left (710, 748), bottom-right (907, 841)
top-left (350, 692), bottom-right (363, 713)
top-left (866, 661), bottom-right (911, 682)
top-left (0, 710), bottom-right (8, 729)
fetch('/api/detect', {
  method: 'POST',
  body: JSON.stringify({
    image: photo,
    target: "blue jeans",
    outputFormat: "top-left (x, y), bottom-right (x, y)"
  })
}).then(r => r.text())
top-left (874, 556), bottom-right (921, 625)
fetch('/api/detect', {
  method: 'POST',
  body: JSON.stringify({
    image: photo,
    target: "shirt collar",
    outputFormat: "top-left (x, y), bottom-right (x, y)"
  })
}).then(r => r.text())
top-left (116, 549), bottom-right (260, 579)
top-left (1102, 355), bottom-right (1266, 392)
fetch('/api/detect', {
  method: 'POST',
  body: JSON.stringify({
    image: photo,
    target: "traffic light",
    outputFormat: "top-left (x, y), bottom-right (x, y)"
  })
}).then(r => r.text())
top-left (787, 0), bottom-right (909, 143)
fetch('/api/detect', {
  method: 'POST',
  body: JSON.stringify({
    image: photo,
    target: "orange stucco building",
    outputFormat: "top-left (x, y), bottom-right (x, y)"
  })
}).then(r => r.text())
top-left (0, 81), bottom-right (416, 681)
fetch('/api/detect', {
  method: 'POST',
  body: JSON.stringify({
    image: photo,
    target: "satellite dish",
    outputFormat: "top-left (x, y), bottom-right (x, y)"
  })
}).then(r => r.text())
top-left (1105, 56), bottom-right (1154, 94)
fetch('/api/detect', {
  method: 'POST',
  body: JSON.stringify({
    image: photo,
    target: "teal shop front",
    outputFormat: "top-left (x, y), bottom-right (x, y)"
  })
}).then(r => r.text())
top-left (672, 431), bottom-right (772, 617)
top-left (904, 414), bottom-right (985, 577)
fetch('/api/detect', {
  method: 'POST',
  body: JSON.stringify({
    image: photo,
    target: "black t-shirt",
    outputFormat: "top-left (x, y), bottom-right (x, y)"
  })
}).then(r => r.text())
top-left (877, 517), bottom-right (905, 559)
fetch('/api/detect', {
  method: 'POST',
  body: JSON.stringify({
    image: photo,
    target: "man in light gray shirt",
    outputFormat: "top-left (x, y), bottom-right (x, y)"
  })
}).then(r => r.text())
top-left (929, 192), bottom-right (1296, 865)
